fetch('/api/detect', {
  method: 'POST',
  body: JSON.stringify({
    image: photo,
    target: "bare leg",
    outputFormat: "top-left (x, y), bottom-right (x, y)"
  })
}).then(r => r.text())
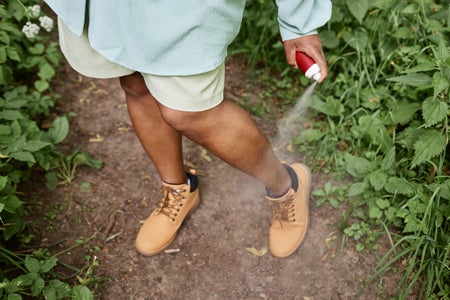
top-left (119, 73), bottom-right (186, 184)
top-left (157, 100), bottom-right (291, 196)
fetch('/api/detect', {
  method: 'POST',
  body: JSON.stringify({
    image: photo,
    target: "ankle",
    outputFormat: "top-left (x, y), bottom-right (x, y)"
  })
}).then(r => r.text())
top-left (265, 164), bottom-right (299, 198)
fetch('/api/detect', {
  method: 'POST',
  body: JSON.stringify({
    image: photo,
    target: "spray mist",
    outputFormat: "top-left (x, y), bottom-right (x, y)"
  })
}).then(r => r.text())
top-left (274, 51), bottom-right (321, 160)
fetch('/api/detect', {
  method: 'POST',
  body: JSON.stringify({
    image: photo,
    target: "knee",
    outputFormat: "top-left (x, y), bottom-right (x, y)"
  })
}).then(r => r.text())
top-left (158, 106), bottom-right (201, 132)
top-left (119, 73), bottom-right (149, 99)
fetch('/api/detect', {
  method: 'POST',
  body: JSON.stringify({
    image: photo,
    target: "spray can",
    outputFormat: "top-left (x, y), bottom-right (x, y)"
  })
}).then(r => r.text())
top-left (295, 52), bottom-right (321, 81)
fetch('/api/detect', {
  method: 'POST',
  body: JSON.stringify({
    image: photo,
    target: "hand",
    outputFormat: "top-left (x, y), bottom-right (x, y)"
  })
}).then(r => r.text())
top-left (283, 34), bottom-right (328, 83)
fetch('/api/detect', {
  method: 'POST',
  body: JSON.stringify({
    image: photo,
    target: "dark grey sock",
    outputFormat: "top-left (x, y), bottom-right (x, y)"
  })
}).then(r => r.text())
top-left (187, 172), bottom-right (198, 192)
top-left (266, 165), bottom-right (298, 198)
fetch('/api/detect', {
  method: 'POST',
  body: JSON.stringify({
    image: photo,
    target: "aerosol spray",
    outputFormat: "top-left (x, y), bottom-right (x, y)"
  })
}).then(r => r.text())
top-left (291, 51), bottom-right (320, 118)
top-left (295, 51), bottom-right (321, 81)
top-left (275, 51), bottom-right (321, 159)
top-left (276, 52), bottom-right (321, 155)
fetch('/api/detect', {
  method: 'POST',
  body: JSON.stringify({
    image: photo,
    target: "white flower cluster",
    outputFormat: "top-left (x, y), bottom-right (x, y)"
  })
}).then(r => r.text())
top-left (28, 4), bottom-right (41, 17)
top-left (39, 16), bottom-right (54, 32)
top-left (22, 21), bottom-right (40, 39)
top-left (21, 4), bottom-right (54, 39)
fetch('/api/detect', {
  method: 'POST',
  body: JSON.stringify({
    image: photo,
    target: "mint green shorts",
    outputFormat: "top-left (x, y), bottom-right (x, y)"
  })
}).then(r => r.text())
top-left (58, 19), bottom-right (225, 112)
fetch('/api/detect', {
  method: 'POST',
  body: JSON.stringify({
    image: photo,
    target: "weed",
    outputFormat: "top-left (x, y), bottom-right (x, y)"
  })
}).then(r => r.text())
top-left (234, 0), bottom-right (450, 297)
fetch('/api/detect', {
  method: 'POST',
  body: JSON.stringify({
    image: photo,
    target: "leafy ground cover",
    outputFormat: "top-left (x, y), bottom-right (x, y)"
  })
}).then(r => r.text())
top-left (1, 1), bottom-right (99, 298)
top-left (236, 0), bottom-right (450, 298)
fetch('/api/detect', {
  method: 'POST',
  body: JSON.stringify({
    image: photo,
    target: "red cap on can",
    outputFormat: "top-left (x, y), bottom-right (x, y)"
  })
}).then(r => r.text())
top-left (295, 52), bottom-right (316, 74)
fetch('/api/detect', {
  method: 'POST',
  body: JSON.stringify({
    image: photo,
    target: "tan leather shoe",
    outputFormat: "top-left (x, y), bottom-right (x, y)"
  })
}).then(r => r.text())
top-left (135, 175), bottom-right (200, 256)
top-left (266, 163), bottom-right (311, 258)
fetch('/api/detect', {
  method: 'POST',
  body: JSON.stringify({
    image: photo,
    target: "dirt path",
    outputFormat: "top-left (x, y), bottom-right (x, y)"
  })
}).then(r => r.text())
top-left (26, 60), bottom-right (400, 299)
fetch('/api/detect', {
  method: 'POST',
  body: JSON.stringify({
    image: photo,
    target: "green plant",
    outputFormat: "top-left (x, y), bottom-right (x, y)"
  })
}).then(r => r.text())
top-left (233, 0), bottom-right (450, 298)
top-left (1, 0), bottom-right (101, 298)
top-left (0, 236), bottom-right (99, 300)
top-left (1, 0), bottom-right (64, 241)
top-left (45, 150), bottom-right (103, 189)
top-left (312, 181), bottom-right (348, 208)
top-left (308, 0), bottom-right (449, 298)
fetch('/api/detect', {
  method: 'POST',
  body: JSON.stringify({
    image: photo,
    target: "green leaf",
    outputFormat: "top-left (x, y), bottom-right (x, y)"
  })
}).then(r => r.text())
top-left (368, 170), bottom-right (387, 191)
top-left (6, 294), bottom-right (22, 300)
top-left (295, 128), bottom-right (325, 143)
top-left (25, 256), bottom-right (40, 273)
top-left (47, 116), bottom-right (69, 144)
top-left (412, 130), bottom-right (447, 167)
top-left (309, 96), bottom-right (344, 116)
top-left (387, 73), bottom-right (432, 87)
top-left (69, 152), bottom-right (103, 170)
top-left (343, 29), bottom-right (369, 52)
top-left (72, 286), bottom-right (94, 300)
top-left (403, 60), bottom-right (436, 73)
top-left (436, 36), bottom-right (449, 63)
top-left (422, 97), bottom-right (448, 127)
top-left (348, 181), bottom-right (368, 196)
top-left (40, 257), bottom-right (58, 273)
top-left (384, 177), bottom-right (414, 196)
top-left (356, 115), bottom-right (393, 152)
top-left (0, 47), bottom-right (6, 63)
top-left (401, 3), bottom-right (419, 14)
top-left (35, 80), bottom-right (49, 92)
top-left (16, 274), bottom-right (34, 286)
top-left (38, 63), bottom-right (55, 81)
top-left (0, 176), bottom-right (7, 191)
top-left (0, 125), bottom-right (11, 135)
top-left (31, 277), bottom-right (45, 296)
top-left (381, 147), bottom-right (395, 171)
top-left (9, 135), bottom-right (26, 152)
top-left (6, 48), bottom-right (20, 62)
top-left (369, 206), bottom-right (382, 219)
top-left (389, 100), bottom-right (420, 125)
top-left (28, 43), bottom-right (45, 55)
top-left (2, 213), bottom-right (25, 240)
top-left (439, 179), bottom-right (450, 200)
top-left (346, 0), bottom-right (369, 23)
top-left (375, 198), bottom-right (390, 209)
top-left (320, 30), bottom-right (340, 49)
top-left (1, 195), bottom-right (23, 213)
top-left (23, 140), bottom-right (50, 152)
top-left (43, 286), bottom-right (57, 300)
top-left (4, 99), bottom-right (28, 109)
top-left (11, 151), bottom-right (35, 164)
top-left (0, 110), bottom-right (24, 120)
top-left (432, 72), bottom-right (449, 99)
top-left (45, 172), bottom-right (58, 190)
top-left (344, 153), bottom-right (373, 178)
top-left (403, 219), bottom-right (421, 233)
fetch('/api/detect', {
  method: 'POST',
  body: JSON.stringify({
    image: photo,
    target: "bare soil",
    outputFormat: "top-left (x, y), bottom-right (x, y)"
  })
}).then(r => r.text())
top-left (24, 58), bottom-right (403, 299)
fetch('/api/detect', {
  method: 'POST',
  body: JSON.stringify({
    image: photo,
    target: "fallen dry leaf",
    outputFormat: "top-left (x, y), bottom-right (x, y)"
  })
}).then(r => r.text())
top-left (245, 247), bottom-right (267, 257)
top-left (200, 149), bottom-right (212, 162)
top-left (89, 134), bottom-right (104, 143)
top-left (117, 127), bottom-right (131, 132)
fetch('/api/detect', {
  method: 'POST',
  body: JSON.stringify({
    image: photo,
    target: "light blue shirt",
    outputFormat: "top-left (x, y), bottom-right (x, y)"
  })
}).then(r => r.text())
top-left (45, 0), bottom-right (332, 76)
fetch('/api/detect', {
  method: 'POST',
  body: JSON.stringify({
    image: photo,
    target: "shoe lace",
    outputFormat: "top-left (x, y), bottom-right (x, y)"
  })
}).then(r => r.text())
top-left (271, 194), bottom-right (296, 224)
top-left (156, 187), bottom-right (186, 222)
